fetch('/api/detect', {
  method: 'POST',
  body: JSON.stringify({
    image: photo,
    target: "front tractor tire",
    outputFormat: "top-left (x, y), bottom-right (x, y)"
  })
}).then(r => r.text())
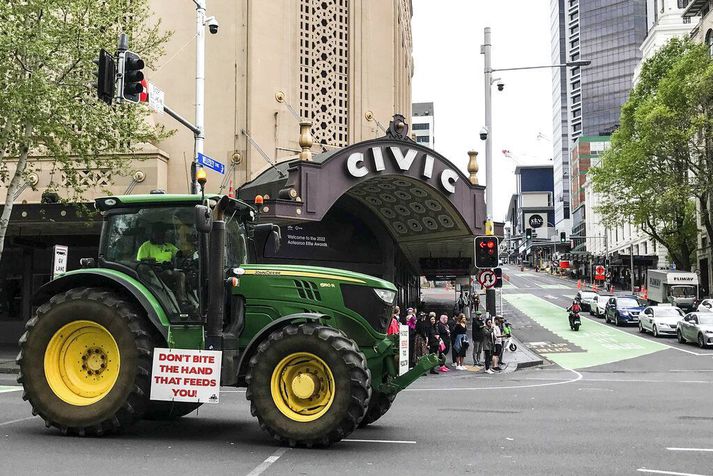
top-left (246, 323), bottom-right (371, 447)
top-left (358, 391), bottom-right (395, 427)
top-left (17, 288), bottom-right (153, 435)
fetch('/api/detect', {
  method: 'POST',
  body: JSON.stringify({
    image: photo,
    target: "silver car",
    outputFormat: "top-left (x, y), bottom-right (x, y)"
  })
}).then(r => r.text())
top-left (639, 305), bottom-right (684, 337)
top-left (677, 312), bottom-right (713, 348)
top-left (591, 293), bottom-right (612, 318)
top-left (696, 299), bottom-right (713, 312)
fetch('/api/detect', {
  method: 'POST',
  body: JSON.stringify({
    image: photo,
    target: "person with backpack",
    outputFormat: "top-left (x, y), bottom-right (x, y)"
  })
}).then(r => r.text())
top-left (567, 298), bottom-right (582, 329)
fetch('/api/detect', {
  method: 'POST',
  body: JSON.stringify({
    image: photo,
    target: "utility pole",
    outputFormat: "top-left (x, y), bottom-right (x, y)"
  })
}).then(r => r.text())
top-left (192, 0), bottom-right (207, 195)
top-left (630, 243), bottom-right (635, 293)
top-left (481, 27), bottom-right (496, 318)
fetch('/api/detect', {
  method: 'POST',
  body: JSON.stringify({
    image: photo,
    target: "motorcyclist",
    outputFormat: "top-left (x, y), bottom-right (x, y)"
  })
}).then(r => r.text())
top-left (567, 298), bottom-right (582, 328)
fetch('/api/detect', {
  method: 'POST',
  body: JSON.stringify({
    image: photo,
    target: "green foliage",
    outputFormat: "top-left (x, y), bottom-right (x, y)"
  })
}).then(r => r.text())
top-left (0, 0), bottom-right (171, 258)
top-left (590, 38), bottom-right (705, 271)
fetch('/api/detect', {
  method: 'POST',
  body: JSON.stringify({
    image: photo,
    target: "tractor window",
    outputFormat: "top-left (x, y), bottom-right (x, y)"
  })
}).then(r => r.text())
top-left (225, 217), bottom-right (248, 267)
top-left (101, 207), bottom-right (199, 320)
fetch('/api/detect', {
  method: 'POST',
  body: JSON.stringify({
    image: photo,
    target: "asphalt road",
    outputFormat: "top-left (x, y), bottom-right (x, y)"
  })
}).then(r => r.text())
top-left (1, 265), bottom-right (712, 475)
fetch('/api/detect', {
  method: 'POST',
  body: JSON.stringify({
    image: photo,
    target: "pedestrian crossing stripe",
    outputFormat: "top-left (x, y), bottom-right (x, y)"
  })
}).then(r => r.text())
top-left (0, 386), bottom-right (21, 394)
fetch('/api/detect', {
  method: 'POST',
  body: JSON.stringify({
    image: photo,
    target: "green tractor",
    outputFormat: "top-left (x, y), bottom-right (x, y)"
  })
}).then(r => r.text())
top-left (17, 193), bottom-right (437, 446)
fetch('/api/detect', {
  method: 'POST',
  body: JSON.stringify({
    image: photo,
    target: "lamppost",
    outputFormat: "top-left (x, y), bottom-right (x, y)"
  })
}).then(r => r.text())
top-left (480, 27), bottom-right (590, 317)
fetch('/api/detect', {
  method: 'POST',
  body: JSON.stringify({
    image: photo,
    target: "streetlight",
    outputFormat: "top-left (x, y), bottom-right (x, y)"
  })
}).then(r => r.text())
top-left (480, 26), bottom-right (590, 317)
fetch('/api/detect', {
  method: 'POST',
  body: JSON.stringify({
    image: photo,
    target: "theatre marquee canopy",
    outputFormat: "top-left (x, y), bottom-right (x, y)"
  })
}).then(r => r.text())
top-left (238, 118), bottom-right (487, 278)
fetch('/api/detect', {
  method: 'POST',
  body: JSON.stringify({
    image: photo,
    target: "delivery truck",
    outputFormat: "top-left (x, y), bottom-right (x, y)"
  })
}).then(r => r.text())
top-left (646, 270), bottom-right (699, 311)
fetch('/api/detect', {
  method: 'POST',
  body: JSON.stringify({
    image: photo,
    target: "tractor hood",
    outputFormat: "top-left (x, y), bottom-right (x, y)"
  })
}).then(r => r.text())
top-left (238, 264), bottom-right (396, 291)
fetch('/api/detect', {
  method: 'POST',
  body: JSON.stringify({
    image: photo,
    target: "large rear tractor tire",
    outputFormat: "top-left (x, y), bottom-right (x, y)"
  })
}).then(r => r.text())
top-left (358, 391), bottom-right (395, 427)
top-left (17, 288), bottom-right (153, 436)
top-left (246, 323), bottom-right (371, 447)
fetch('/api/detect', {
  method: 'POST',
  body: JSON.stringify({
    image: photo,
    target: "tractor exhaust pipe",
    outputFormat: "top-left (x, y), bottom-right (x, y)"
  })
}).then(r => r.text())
top-left (205, 197), bottom-right (229, 350)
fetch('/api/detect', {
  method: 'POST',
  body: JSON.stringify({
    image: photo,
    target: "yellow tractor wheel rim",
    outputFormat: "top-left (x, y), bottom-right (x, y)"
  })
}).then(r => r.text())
top-left (270, 352), bottom-right (335, 422)
top-left (44, 320), bottom-right (121, 406)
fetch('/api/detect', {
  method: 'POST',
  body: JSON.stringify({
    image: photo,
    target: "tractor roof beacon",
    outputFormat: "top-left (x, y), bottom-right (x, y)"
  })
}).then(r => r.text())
top-left (17, 193), bottom-right (438, 447)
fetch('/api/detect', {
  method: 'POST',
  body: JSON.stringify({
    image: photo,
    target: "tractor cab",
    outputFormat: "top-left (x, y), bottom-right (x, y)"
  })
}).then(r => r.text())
top-left (95, 194), bottom-right (257, 324)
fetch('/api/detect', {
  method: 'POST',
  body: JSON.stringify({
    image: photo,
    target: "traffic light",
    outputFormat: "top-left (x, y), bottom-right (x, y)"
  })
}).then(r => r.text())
top-left (493, 267), bottom-right (503, 288)
top-left (525, 229), bottom-right (532, 240)
top-left (93, 49), bottom-right (115, 105)
top-left (475, 236), bottom-right (499, 268)
top-left (121, 51), bottom-right (145, 103)
top-left (560, 231), bottom-right (567, 243)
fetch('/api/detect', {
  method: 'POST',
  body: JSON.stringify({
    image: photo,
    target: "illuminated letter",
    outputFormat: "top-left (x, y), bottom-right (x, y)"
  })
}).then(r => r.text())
top-left (372, 147), bottom-right (385, 172)
top-left (422, 155), bottom-right (435, 179)
top-left (347, 152), bottom-right (368, 178)
top-left (440, 169), bottom-right (458, 194)
top-left (389, 147), bottom-right (418, 171)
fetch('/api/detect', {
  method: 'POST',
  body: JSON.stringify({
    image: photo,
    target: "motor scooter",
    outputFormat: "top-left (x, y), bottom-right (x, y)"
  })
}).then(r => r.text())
top-left (569, 311), bottom-right (581, 331)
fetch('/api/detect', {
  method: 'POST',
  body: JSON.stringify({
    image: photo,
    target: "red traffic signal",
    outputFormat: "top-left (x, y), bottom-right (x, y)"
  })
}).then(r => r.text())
top-left (475, 236), bottom-right (499, 268)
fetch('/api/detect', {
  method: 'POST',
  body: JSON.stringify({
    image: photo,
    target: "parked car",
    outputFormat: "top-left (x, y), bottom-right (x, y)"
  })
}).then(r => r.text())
top-left (677, 312), bottom-right (713, 348)
top-left (605, 296), bottom-right (645, 326)
top-left (639, 305), bottom-right (684, 337)
top-left (576, 291), bottom-right (598, 312)
top-left (696, 299), bottom-right (713, 312)
top-left (591, 293), bottom-right (613, 318)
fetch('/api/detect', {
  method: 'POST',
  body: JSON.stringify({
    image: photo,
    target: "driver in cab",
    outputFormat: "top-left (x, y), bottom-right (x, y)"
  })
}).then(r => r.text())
top-left (136, 224), bottom-right (193, 309)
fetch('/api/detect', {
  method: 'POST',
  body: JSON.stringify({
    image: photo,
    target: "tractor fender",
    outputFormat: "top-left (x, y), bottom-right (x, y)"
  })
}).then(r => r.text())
top-left (236, 313), bottom-right (327, 381)
top-left (33, 269), bottom-right (170, 339)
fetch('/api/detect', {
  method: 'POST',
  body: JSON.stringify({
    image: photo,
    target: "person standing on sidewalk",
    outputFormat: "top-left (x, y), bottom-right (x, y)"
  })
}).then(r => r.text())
top-left (482, 318), bottom-right (495, 374)
top-left (452, 315), bottom-right (469, 370)
top-left (472, 312), bottom-right (485, 366)
top-left (437, 314), bottom-right (451, 372)
top-left (470, 292), bottom-right (480, 315)
top-left (492, 317), bottom-right (503, 372)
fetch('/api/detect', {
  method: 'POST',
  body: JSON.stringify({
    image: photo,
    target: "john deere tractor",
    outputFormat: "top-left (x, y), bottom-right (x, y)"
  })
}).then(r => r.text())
top-left (17, 193), bottom-right (437, 446)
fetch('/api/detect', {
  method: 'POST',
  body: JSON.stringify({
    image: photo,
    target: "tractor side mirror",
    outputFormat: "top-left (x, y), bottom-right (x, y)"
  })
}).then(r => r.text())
top-left (195, 205), bottom-right (213, 234)
top-left (253, 223), bottom-right (281, 256)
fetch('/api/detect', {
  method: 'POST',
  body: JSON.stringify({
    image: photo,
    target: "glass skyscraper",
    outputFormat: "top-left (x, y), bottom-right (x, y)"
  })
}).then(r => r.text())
top-left (550, 0), bottom-right (647, 237)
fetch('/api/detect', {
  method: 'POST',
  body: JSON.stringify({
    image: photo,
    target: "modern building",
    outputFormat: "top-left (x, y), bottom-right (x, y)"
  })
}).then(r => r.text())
top-left (507, 165), bottom-right (557, 268)
top-left (411, 102), bottom-right (434, 149)
top-left (0, 0), bottom-right (422, 342)
top-left (682, 0), bottom-right (713, 296)
top-left (570, 136), bottom-right (610, 249)
top-left (634, 0), bottom-right (692, 83)
top-left (551, 0), bottom-right (648, 240)
top-left (550, 0), bottom-right (571, 234)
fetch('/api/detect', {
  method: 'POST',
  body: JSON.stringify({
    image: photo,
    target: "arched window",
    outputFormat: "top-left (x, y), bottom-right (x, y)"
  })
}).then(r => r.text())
top-left (707, 30), bottom-right (713, 58)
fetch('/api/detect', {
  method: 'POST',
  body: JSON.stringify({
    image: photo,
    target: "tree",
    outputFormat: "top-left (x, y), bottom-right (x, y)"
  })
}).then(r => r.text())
top-left (0, 0), bottom-right (171, 261)
top-left (590, 38), bottom-right (701, 271)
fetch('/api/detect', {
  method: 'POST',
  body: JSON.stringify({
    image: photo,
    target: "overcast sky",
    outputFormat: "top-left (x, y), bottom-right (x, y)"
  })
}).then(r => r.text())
top-left (411, 0), bottom-right (553, 221)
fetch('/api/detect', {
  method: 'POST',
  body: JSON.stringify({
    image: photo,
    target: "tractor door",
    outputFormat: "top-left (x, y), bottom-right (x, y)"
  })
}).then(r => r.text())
top-left (100, 206), bottom-right (202, 323)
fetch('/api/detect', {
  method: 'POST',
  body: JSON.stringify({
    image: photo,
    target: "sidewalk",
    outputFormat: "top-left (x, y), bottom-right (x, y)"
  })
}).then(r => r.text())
top-left (0, 344), bottom-right (19, 375)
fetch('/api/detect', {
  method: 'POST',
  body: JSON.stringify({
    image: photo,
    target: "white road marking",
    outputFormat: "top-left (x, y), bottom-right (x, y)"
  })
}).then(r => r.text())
top-left (666, 448), bottom-right (713, 452)
top-left (245, 448), bottom-right (290, 476)
top-left (637, 469), bottom-right (709, 476)
top-left (405, 368), bottom-right (583, 392)
top-left (0, 416), bottom-right (35, 427)
top-left (343, 439), bottom-right (416, 444)
top-left (669, 369), bottom-right (713, 372)
top-left (0, 386), bottom-right (22, 394)
top-left (544, 295), bottom-right (558, 300)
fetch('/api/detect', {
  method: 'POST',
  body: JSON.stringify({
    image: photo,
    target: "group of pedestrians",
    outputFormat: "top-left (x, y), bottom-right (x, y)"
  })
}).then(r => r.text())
top-left (388, 303), bottom-right (513, 375)
top-left (471, 313), bottom-right (511, 373)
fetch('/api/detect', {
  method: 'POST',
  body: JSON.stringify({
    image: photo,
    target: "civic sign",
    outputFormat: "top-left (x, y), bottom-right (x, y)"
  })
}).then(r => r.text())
top-left (346, 146), bottom-right (459, 194)
top-left (150, 348), bottom-right (222, 403)
top-left (595, 265), bottom-right (606, 281)
top-left (197, 152), bottom-right (225, 175)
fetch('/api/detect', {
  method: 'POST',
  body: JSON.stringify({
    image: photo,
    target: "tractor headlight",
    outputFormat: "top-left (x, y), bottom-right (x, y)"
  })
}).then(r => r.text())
top-left (373, 288), bottom-right (396, 304)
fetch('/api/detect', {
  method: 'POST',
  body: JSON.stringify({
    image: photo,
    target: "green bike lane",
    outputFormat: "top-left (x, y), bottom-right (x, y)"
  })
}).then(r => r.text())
top-left (504, 293), bottom-right (668, 369)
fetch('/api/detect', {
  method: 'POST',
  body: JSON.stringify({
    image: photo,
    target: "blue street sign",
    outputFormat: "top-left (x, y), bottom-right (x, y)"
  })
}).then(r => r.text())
top-left (197, 152), bottom-right (225, 175)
